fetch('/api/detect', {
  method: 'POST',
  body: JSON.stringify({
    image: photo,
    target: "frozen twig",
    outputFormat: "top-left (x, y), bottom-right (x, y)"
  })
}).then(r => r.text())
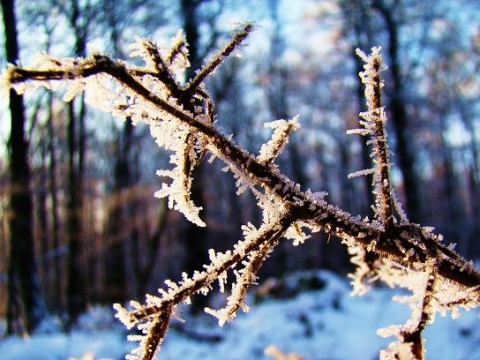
top-left (354, 47), bottom-right (404, 227)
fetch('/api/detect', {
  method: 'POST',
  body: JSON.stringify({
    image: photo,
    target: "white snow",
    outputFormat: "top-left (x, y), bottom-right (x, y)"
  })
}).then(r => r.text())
top-left (1, 270), bottom-right (479, 360)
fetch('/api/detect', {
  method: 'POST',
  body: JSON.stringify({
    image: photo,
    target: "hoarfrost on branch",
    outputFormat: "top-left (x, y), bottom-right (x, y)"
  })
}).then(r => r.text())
top-left (3, 24), bottom-right (480, 360)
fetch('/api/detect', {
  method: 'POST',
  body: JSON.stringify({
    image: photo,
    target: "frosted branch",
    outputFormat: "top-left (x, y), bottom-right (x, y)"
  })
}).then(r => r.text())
top-left (354, 47), bottom-right (403, 227)
top-left (184, 23), bottom-right (254, 93)
top-left (114, 213), bottom-right (295, 353)
top-left (4, 28), bottom-right (480, 360)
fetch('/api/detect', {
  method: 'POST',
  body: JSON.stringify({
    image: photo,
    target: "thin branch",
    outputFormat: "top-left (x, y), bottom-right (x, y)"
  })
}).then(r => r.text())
top-left (120, 213), bottom-right (295, 327)
top-left (139, 304), bottom-right (173, 360)
top-left (142, 39), bottom-right (181, 96)
top-left (184, 23), bottom-right (254, 94)
top-left (356, 47), bottom-right (397, 226)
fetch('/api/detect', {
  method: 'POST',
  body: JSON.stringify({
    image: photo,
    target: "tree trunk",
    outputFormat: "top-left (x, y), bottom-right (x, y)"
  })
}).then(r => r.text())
top-left (65, 0), bottom-right (89, 323)
top-left (46, 94), bottom-right (62, 311)
top-left (102, 0), bottom-right (151, 302)
top-left (66, 98), bottom-right (86, 322)
top-left (345, 0), bottom-right (376, 216)
top-left (104, 121), bottom-right (140, 302)
top-left (2, 0), bottom-right (47, 334)
top-left (180, 0), bottom-right (210, 313)
top-left (373, 0), bottom-right (423, 222)
top-left (37, 125), bottom-right (50, 301)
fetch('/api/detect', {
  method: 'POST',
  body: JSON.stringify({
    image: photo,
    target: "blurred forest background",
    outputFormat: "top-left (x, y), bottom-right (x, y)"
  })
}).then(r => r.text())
top-left (1, 0), bottom-right (480, 334)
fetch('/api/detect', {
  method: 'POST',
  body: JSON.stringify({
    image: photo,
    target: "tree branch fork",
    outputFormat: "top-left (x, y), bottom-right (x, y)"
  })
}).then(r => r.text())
top-left (3, 26), bottom-right (479, 359)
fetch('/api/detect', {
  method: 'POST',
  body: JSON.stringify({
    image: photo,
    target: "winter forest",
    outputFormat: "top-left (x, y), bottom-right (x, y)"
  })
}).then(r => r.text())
top-left (1, 0), bottom-right (480, 359)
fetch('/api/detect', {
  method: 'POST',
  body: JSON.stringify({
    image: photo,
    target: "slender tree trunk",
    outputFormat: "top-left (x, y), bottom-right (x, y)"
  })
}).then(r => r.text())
top-left (66, 99), bottom-right (86, 321)
top-left (102, 0), bottom-right (145, 301)
top-left (119, 121), bottom-right (140, 299)
top-left (180, 0), bottom-right (210, 313)
top-left (353, 0), bottom-right (375, 215)
top-left (373, 1), bottom-right (423, 222)
top-left (37, 129), bottom-right (50, 299)
top-left (104, 121), bottom-right (139, 302)
top-left (2, 0), bottom-right (47, 334)
top-left (65, 0), bottom-right (89, 323)
top-left (340, 0), bottom-right (378, 216)
top-left (46, 94), bottom-right (62, 310)
top-left (457, 104), bottom-right (480, 257)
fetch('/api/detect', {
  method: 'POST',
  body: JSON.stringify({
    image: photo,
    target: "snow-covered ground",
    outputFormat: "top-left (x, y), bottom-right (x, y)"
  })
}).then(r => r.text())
top-left (1, 270), bottom-right (479, 360)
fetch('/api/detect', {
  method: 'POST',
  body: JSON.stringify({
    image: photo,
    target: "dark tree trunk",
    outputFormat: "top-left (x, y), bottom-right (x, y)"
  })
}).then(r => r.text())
top-left (104, 120), bottom-right (141, 302)
top-left (46, 94), bottom-right (62, 310)
top-left (102, 0), bottom-right (156, 302)
top-left (344, 0), bottom-right (376, 216)
top-left (65, 0), bottom-right (89, 323)
top-left (2, 0), bottom-right (47, 334)
top-left (37, 128), bottom-right (50, 300)
top-left (102, 0), bottom-right (131, 303)
top-left (180, 0), bottom-right (210, 313)
top-left (66, 99), bottom-right (87, 322)
top-left (373, 1), bottom-right (423, 222)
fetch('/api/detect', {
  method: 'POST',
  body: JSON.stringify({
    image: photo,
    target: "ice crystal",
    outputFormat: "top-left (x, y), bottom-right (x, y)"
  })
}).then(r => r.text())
top-left (347, 167), bottom-right (376, 179)
top-left (257, 116), bottom-right (300, 164)
top-left (285, 222), bottom-right (311, 246)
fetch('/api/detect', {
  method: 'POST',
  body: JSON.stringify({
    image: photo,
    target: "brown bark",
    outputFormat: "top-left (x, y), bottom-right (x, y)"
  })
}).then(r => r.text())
top-left (2, 0), bottom-right (46, 334)
top-left (64, 0), bottom-right (90, 323)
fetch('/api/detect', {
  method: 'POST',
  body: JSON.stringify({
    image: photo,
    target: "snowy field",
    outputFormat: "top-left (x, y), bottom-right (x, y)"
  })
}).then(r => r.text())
top-left (1, 270), bottom-right (479, 360)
